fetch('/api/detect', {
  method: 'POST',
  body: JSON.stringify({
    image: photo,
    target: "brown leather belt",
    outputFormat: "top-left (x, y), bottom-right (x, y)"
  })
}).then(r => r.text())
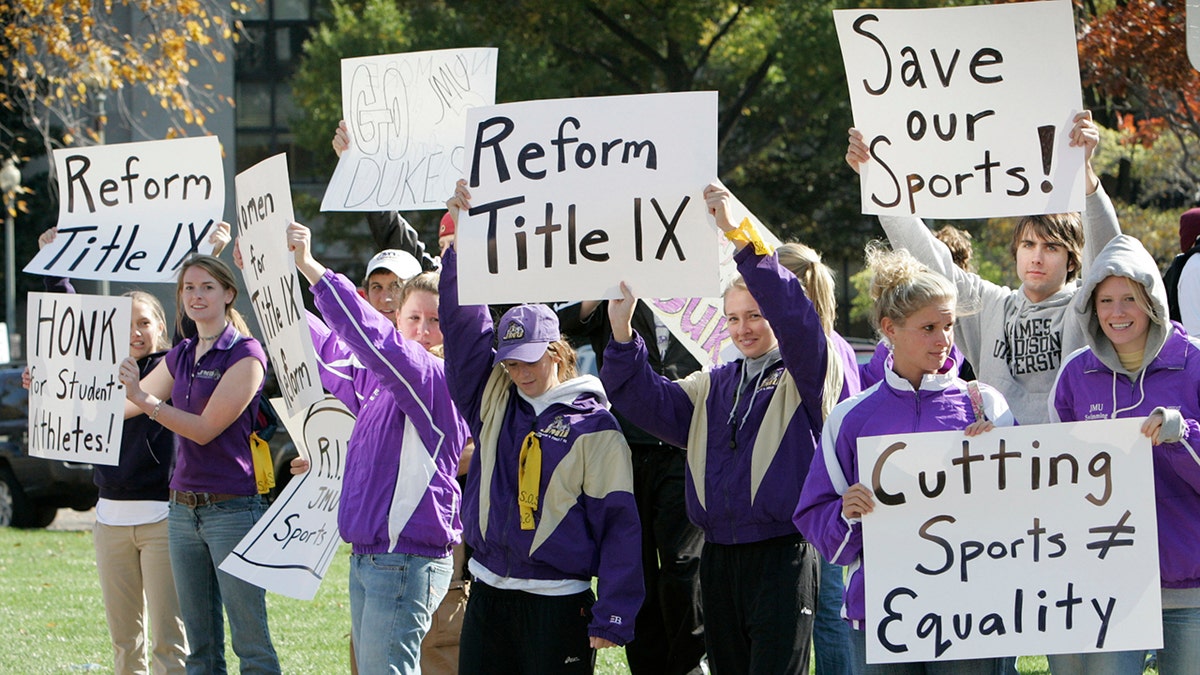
top-left (170, 490), bottom-right (243, 508)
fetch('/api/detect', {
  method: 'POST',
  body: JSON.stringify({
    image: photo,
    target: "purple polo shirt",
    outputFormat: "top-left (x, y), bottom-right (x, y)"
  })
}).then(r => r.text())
top-left (165, 322), bottom-right (268, 495)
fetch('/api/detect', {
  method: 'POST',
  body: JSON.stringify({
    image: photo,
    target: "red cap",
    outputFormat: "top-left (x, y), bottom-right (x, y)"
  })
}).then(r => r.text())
top-left (439, 212), bottom-right (455, 238)
top-left (1181, 208), bottom-right (1200, 253)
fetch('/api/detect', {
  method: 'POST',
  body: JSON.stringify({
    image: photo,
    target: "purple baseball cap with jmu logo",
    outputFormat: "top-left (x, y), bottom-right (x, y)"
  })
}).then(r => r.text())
top-left (494, 304), bottom-right (560, 366)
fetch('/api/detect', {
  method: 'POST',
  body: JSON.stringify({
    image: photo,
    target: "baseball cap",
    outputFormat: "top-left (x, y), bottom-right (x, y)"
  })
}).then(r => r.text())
top-left (439, 212), bottom-right (456, 239)
top-left (364, 249), bottom-right (422, 284)
top-left (494, 304), bottom-right (560, 365)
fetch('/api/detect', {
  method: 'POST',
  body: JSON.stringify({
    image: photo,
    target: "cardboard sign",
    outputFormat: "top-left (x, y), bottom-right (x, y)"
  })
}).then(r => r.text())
top-left (457, 91), bottom-right (719, 305)
top-left (859, 419), bottom-right (1161, 663)
top-left (321, 47), bottom-right (498, 212)
top-left (235, 154), bottom-right (325, 417)
top-left (24, 137), bottom-right (225, 282)
top-left (25, 293), bottom-right (131, 466)
top-left (648, 194), bottom-right (782, 366)
top-left (220, 397), bottom-right (353, 600)
top-left (835, 1), bottom-right (1085, 218)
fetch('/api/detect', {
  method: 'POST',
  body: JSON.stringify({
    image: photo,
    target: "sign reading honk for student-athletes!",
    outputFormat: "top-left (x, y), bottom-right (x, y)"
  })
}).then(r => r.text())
top-left (25, 292), bottom-right (131, 466)
top-left (24, 136), bottom-right (225, 283)
top-left (835, 1), bottom-right (1085, 219)
top-left (858, 418), bottom-right (1162, 664)
top-left (321, 47), bottom-right (498, 212)
top-left (457, 91), bottom-right (719, 305)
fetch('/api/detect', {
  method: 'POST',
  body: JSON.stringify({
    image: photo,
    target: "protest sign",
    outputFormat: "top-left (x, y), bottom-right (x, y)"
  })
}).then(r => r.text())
top-left (321, 47), bottom-right (498, 212)
top-left (858, 418), bottom-right (1161, 663)
top-left (220, 397), bottom-right (352, 600)
top-left (24, 137), bottom-right (225, 282)
top-left (1190, 0), bottom-right (1200, 72)
top-left (834, 1), bottom-right (1085, 219)
top-left (25, 292), bottom-right (131, 466)
top-left (457, 91), bottom-right (719, 305)
top-left (235, 154), bottom-right (324, 417)
top-left (648, 193), bottom-right (782, 366)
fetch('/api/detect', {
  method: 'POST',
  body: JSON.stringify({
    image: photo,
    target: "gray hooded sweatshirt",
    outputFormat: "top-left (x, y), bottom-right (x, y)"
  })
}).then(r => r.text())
top-left (879, 186), bottom-right (1121, 425)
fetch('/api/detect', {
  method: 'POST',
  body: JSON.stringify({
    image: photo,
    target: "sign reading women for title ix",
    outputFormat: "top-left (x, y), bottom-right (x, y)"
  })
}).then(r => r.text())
top-left (235, 154), bottom-right (324, 418)
top-left (457, 91), bottom-right (719, 305)
top-left (25, 293), bottom-right (131, 466)
top-left (858, 419), bottom-right (1161, 663)
top-left (835, 1), bottom-right (1085, 219)
top-left (24, 137), bottom-right (225, 282)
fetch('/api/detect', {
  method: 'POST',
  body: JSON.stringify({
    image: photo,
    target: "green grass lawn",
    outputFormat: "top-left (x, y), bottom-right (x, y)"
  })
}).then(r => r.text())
top-left (0, 526), bottom-right (1112, 674)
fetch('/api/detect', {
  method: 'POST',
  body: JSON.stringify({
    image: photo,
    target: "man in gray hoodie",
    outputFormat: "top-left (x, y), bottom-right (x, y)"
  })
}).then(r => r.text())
top-left (845, 111), bottom-right (1120, 425)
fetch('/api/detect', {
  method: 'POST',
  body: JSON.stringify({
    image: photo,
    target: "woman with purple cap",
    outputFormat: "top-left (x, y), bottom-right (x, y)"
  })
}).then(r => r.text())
top-left (439, 181), bottom-right (644, 674)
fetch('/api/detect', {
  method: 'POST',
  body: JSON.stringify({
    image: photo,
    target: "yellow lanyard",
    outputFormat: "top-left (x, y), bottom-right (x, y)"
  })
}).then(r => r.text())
top-left (517, 431), bottom-right (541, 530)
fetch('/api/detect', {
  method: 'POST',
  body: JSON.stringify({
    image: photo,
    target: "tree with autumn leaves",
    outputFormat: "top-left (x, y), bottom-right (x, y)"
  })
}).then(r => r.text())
top-left (0, 0), bottom-right (246, 160)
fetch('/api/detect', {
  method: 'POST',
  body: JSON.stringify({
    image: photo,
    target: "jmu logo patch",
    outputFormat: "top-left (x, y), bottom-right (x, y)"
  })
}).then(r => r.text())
top-left (502, 321), bottom-right (526, 341)
top-left (542, 415), bottom-right (571, 440)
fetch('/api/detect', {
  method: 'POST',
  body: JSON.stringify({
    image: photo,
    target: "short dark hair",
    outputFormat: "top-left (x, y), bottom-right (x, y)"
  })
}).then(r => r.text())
top-left (1009, 213), bottom-right (1084, 282)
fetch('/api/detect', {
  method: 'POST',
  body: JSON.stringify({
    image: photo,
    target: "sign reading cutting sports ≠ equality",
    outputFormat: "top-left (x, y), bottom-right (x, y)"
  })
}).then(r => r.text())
top-left (25, 293), bottom-right (131, 466)
top-left (834, 1), bottom-right (1086, 219)
top-left (858, 418), bottom-right (1161, 664)
top-left (457, 91), bottom-right (719, 305)
top-left (24, 137), bottom-right (225, 282)
top-left (321, 47), bottom-right (498, 212)
top-left (235, 154), bottom-right (324, 418)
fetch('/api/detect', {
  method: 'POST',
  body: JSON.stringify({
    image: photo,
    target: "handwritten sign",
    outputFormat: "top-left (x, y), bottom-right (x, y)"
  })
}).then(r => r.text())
top-left (24, 137), bottom-right (225, 282)
top-left (1190, 0), bottom-right (1200, 72)
top-left (321, 47), bottom-right (498, 212)
top-left (25, 293), bottom-right (131, 466)
top-left (458, 91), bottom-right (719, 305)
top-left (649, 194), bottom-right (782, 366)
top-left (835, 1), bottom-right (1084, 219)
top-left (859, 419), bottom-right (1161, 663)
top-left (235, 154), bottom-right (324, 417)
top-left (220, 397), bottom-right (352, 600)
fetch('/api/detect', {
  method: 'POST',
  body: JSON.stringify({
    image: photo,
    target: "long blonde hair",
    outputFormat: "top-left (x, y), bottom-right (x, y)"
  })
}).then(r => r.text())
top-left (175, 254), bottom-right (251, 336)
top-left (867, 243), bottom-right (959, 337)
top-left (776, 242), bottom-right (842, 418)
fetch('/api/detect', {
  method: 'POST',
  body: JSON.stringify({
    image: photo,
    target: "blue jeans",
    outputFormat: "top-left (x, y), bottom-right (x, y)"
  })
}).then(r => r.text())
top-left (1159, 606), bottom-right (1200, 675)
top-left (349, 552), bottom-right (453, 675)
top-left (168, 497), bottom-right (280, 675)
top-left (1044, 650), bottom-right (1143, 675)
top-left (849, 629), bottom-right (1000, 675)
top-left (813, 555), bottom-right (853, 675)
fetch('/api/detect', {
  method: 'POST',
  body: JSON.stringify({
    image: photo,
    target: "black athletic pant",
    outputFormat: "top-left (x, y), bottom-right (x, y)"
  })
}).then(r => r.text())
top-left (458, 581), bottom-right (596, 675)
top-left (700, 533), bottom-right (819, 675)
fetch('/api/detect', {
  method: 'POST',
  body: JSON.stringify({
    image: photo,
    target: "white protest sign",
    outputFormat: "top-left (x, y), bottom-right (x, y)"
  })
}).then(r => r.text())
top-left (835, 1), bottom-right (1085, 219)
top-left (235, 154), bottom-right (324, 418)
top-left (859, 419), bottom-right (1161, 663)
top-left (648, 194), bottom-right (781, 366)
top-left (1190, 0), bottom-right (1200, 73)
top-left (458, 91), bottom-right (719, 305)
top-left (24, 137), bottom-right (225, 282)
top-left (220, 396), bottom-right (352, 600)
top-left (25, 293), bottom-right (131, 466)
top-left (321, 47), bottom-right (498, 212)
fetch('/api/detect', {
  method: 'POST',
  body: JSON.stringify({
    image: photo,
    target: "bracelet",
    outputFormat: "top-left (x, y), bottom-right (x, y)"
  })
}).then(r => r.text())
top-left (149, 401), bottom-right (164, 422)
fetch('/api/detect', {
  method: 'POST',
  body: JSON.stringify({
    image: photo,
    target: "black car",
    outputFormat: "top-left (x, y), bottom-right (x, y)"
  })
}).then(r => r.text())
top-left (0, 362), bottom-right (98, 528)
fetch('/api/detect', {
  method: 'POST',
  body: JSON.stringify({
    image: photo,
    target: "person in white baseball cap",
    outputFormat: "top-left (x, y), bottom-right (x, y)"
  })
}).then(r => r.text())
top-left (361, 249), bottom-right (422, 322)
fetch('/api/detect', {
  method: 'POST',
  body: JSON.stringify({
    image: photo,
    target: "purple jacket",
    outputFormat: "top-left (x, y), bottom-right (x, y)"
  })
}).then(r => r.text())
top-left (166, 323), bottom-right (267, 495)
top-left (1051, 234), bottom-right (1200, 591)
top-left (438, 248), bottom-right (644, 646)
top-left (859, 341), bottom-right (967, 390)
top-left (795, 363), bottom-right (1014, 628)
top-left (309, 270), bottom-right (468, 558)
top-left (602, 246), bottom-right (827, 545)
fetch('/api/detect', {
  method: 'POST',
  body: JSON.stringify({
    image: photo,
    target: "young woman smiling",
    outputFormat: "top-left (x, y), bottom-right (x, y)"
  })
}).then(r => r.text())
top-left (1049, 234), bottom-right (1200, 675)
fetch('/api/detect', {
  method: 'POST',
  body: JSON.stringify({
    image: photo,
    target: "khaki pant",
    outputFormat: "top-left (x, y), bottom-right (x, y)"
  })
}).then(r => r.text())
top-left (420, 542), bottom-right (469, 675)
top-left (93, 519), bottom-right (187, 675)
